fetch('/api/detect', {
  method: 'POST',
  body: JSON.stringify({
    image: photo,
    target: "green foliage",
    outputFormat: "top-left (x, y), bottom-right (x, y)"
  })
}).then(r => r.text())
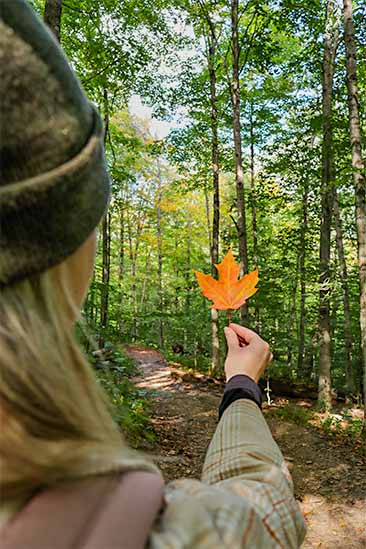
top-left (91, 346), bottom-right (156, 444)
top-left (41, 0), bottom-right (365, 407)
top-left (270, 403), bottom-right (315, 426)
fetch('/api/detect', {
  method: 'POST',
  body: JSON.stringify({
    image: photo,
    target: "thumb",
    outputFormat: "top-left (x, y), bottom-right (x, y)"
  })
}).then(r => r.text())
top-left (224, 326), bottom-right (239, 351)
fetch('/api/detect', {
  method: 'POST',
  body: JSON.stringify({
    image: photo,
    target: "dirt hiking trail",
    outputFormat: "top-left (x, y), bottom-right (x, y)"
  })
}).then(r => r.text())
top-left (124, 345), bottom-right (366, 549)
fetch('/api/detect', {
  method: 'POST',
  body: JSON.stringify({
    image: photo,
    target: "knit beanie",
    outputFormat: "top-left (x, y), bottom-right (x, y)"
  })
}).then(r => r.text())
top-left (0, 0), bottom-right (110, 288)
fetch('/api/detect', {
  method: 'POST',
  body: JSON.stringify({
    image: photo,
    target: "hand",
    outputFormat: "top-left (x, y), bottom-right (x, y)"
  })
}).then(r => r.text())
top-left (223, 323), bottom-right (273, 383)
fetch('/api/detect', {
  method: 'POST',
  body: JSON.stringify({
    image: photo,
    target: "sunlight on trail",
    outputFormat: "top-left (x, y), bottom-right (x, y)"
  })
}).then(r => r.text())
top-left (301, 494), bottom-right (366, 548)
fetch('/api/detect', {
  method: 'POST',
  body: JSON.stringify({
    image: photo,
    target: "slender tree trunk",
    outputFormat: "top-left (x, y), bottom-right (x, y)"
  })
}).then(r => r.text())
top-left (297, 181), bottom-right (308, 377)
top-left (44, 0), bottom-right (63, 42)
top-left (249, 101), bottom-right (260, 329)
top-left (118, 201), bottom-right (124, 335)
top-left (140, 247), bottom-right (152, 311)
top-left (231, 0), bottom-right (249, 322)
top-left (99, 90), bottom-right (110, 348)
top-left (99, 212), bottom-right (111, 348)
top-left (318, 0), bottom-right (337, 411)
top-left (249, 101), bottom-right (258, 269)
top-left (126, 207), bottom-right (135, 340)
top-left (157, 159), bottom-right (164, 349)
top-left (131, 255), bottom-right (138, 341)
top-left (206, 19), bottom-right (221, 376)
top-left (333, 188), bottom-right (354, 392)
top-left (119, 203), bottom-right (124, 281)
top-left (343, 0), bottom-right (366, 409)
top-left (204, 185), bottom-right (212, 253)
top-left (185, 208), bottom-right (192, 315)
top-left (287, 256), bottom-right (299, 367)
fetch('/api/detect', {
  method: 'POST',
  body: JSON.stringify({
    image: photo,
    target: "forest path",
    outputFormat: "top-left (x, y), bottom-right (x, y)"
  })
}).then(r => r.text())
top-left (124, 344), bottom-right (366, 549)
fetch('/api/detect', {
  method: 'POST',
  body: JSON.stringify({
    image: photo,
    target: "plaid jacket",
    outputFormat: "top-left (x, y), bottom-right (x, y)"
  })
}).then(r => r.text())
top-left (149, 399), bottom-right (307, 548)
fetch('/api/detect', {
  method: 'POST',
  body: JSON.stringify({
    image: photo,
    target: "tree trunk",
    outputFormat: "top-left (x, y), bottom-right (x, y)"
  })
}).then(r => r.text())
top-left (287, 256), bottom-right (299, 367)
top-left (333, 188), bottom-right (354, 392)
top-left (119, 203), bottom-right (124, 281)
top-left (343, 0), bottom-right (366, 409)
top-left (116, 199), bottom-right (125, 335)
top-left (99, 91), bottom-right (110, 349)
top-left (204, 185), bottom-right (212, 253)
top-left (249, 101), bottom-right (259, 329)
top-left (185, 208), bottom-right (192, 315)
top-left (249, 101), bottom-right (258, 270)
top-left (206, 19), bottom-right (221, 376)
top-left (297, 181), bottom-right (308, 377)
top-left (231, 0), bottom-right (249, 322)
top-left (44, 0), bottom-right (63, 42)
top-left (157, 159), bottom-right (164, 349)
top-left (318, 0), bottom-right (337, 412)
top-left (99, 212), bottom-right (111, 348)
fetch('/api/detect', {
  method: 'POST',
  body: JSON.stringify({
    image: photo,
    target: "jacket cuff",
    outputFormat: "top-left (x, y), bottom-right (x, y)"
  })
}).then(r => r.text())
top-left (219, 375), bottom-right (262, 420)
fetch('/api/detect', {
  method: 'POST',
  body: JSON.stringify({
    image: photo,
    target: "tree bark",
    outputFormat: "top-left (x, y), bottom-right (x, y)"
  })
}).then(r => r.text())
top-left (297, 181), bottom-right (308, 376)
top-left (204, 184), bottom-right (212, 253)
top-left (287, 256), bottom-right (299, 367)
top-left (206, 17), bottom-right (221, 376)
top-left (119, 204), bottom-right (124, 281)
top-left (99, 90), bottom-right (110, 348)
top-left (99, 212), bottom-right (111, 348)
top-left (231, 0), bottom-right (249, 322)
top-left (333, 188), bottom-right (354, 392)
top-left (185, 208), bottom-right (192, 315)
top-left (249, 101), bottom-right (258, 270)
top-left (343, 0), bottom-right (366, 409)
top-left (249, 100), bottom-right (259, 329)
top-left (44, 0), bottom-right (63, 42)
top-left (157, 159), bottom-right (164, 349)
top-left (318, 0), bottom-right (337, 411)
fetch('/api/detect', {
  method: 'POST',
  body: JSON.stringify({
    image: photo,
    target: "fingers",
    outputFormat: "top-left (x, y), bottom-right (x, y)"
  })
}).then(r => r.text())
top-left (228, 323), bottom-right (259, 344)
top-left (224, 326), bottom-right (240, 350)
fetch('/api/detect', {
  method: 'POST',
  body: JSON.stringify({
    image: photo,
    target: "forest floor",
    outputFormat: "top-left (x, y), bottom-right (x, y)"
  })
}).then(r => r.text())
top-left (124, 344), bottom-right (366, 549)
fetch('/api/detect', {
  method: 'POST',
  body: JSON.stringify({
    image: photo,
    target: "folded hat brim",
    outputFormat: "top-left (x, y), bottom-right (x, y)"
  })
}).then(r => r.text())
top-left (0, 105), bottom-right (111, 288)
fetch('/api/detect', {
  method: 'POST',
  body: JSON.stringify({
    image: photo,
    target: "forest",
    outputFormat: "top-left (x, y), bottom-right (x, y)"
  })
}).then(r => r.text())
top-left (29, 0), bottom-right (366, 545)
top-left (36, 0), bottom-right (366, 412)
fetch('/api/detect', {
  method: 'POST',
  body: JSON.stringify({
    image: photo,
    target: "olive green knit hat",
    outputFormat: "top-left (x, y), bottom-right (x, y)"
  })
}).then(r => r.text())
top-left (0, 0), bottom-right (110, 288)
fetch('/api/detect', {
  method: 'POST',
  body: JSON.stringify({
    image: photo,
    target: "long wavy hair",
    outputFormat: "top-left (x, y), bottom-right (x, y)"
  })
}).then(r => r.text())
top-left (0, 268), bottom-right (155, 504)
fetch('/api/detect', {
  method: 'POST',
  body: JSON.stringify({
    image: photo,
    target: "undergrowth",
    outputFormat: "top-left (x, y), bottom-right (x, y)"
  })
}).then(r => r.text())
top-left (269, 401), bottom-right (365, 456)
top-left (89, 344), bottom-right (156, 446)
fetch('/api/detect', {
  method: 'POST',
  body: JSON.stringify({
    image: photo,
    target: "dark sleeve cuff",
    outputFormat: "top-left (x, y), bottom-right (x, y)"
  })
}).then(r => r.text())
top-left (219, 375), bottom-right (262, 420)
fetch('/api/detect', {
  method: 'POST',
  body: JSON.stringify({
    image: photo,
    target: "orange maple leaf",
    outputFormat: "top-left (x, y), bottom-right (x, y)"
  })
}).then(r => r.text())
top-left (193, 248), bottom-right (259, 310)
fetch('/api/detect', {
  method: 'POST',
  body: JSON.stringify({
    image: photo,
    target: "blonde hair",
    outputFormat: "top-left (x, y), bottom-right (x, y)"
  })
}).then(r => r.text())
top-left (0, 269), bottom-right (156, 503)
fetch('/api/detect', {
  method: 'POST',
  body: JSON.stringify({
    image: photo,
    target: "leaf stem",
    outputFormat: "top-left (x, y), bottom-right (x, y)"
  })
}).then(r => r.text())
top-left (227, 309), bottom-right (231, 325)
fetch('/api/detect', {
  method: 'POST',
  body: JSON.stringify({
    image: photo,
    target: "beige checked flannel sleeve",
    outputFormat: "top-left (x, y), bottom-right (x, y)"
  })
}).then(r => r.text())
top-left (149, 399), bottom-right (306, 548)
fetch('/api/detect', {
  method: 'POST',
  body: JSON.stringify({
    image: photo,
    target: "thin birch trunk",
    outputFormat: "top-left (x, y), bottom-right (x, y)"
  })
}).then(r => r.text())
top-left (249, 101), bottom-right (259, 329)
top-left (343, 0), bottom-right (366, 410)
top-left (119, 203), bottom-right (124, 281)
top-left (231, 0), bottom-right (249, 322)
top-left (185, 208), bottom-right (192, 315)
top-left (157, 159), bottom-right (164, 349)
top-left (204, 13), bottom-right (221, 376)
